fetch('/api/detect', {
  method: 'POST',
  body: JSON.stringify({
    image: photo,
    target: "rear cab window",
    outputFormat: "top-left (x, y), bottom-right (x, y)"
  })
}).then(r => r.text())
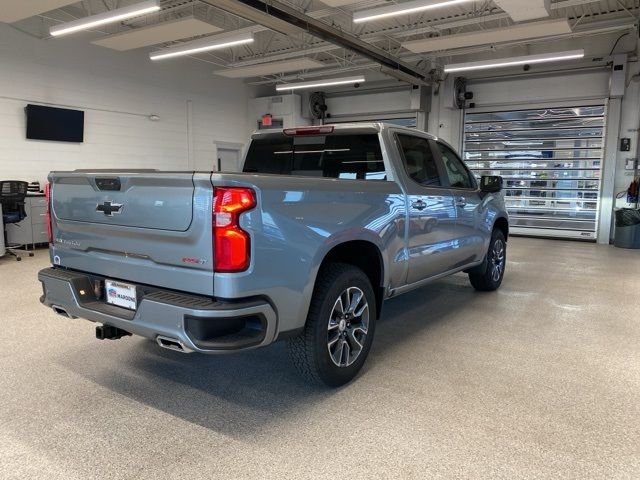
top-left (243, 132), bottom-right (387, 181)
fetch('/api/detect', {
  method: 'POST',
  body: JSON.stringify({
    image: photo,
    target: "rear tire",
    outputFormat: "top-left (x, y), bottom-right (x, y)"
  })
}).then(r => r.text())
top-left (469, 229), bottom-right (506, 291)
top-left (287, 263), bottom-right (376, 387)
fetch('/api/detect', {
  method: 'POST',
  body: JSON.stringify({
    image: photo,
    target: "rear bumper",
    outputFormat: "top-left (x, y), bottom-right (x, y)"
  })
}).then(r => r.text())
top-left (38, 267), bottom-right (277, 353)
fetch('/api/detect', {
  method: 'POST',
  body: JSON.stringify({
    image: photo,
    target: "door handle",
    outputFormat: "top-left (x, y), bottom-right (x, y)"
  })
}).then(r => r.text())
top-left (411, 200), bottom-right (427, 211)
top-left (455, 196), bottom-right (467, 207)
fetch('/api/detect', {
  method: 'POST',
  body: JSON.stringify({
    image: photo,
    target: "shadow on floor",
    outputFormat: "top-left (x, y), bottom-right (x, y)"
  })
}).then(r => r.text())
top-left (57, 274), bottom-right (482, 438)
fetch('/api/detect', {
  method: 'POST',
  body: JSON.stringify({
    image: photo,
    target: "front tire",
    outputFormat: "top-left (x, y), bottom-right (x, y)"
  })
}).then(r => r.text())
top-left (287, 263), bottom-right (376, 387)
top-left (469, 229), bottom-right (506, 291)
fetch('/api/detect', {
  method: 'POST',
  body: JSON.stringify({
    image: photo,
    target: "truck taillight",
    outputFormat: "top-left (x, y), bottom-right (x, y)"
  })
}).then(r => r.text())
top-left (44, 182), bottom-right (53, 245)
top-left (212, 187), bottom-right (256, 272)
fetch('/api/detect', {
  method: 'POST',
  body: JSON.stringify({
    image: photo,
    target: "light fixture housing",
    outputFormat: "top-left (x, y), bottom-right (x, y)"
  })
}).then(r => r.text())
top-left (492, 0), bottom-right (551, 22)
top-left (402, 19), bottom-right (572, 54)
top-left (276, 75), bottom-right (365, 91)
top-left (353, 0), bottom-right (474, 23)
top-left (149, 31), bottom-right (254, 61)
top-left (444, 49), bottom-right (585, 73)
top-left (50, 0), bottom-right (160, 37)
top-left (92, 16), bottom-right (223, 51)
top-left (214, 58), bottom-right (324, 78)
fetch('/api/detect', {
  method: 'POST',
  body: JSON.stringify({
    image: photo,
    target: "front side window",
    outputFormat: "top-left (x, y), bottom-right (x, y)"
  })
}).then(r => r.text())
top-left (243, 133), bottom-right (386, 181)
top-left (396, 134), bottom-right (441, 187)
top-left (437, 143), bottom-right (474, 189)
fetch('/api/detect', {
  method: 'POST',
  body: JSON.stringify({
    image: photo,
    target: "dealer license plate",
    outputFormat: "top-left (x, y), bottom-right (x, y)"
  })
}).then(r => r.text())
top-left (105, 280), bottom-right (137, 310)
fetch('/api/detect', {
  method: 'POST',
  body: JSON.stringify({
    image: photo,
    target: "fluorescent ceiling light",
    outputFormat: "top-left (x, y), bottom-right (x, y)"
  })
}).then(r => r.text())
top-left (50, 0), bottom-right (160, 37)
top-left (276, 76), bottom-right (365, 91)
top-left (444, 49), bottom-right (585, 73)
top-left (353, 0), bottom-right (474, 23)
top-left (402, 19), bottom-right (572, 54)
top-left (215, 58), bottom-right (324, 78)
top-left (149, 31), bottom-right (254, 61)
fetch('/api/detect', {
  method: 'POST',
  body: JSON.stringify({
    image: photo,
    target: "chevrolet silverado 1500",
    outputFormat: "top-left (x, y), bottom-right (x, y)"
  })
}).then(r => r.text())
top-left (39, 123), bottom-right (508, 386)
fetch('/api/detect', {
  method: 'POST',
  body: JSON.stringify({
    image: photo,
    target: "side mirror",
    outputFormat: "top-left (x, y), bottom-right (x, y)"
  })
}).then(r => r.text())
top-left (480, 175), bottom-right (503, 193)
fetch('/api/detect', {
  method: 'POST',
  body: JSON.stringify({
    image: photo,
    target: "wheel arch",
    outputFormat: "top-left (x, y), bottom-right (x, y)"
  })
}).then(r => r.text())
top-left (316, 240), bottom-right (385, 319)
top-left (494, 216), bottom-right (509, 240)
top-left (465, 217), bottom-right (509, 275)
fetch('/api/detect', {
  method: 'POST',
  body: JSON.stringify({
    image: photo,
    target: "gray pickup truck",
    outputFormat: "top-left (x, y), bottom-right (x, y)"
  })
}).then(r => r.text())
top-left (39, 123), bottom-right (508, 386)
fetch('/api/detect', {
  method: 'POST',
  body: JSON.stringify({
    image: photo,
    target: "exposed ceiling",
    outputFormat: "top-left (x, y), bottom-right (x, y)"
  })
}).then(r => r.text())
top-left (91, 15), bottom-right (222, 50)
top-left (3, 0), bottom-right (639, 86)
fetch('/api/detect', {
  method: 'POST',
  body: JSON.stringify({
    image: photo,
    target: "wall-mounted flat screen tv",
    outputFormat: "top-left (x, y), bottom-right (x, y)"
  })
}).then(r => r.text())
top-left (26, 104), bottom-right (84, 143)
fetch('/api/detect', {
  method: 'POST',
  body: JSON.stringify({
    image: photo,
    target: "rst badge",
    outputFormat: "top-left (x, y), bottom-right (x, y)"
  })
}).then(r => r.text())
top-left (182, 257), bottom-right (207, 265)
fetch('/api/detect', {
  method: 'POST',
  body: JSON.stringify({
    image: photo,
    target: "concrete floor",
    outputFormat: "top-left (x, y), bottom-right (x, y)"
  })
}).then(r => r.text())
top-left (1, 237), bottom-right (639, 479)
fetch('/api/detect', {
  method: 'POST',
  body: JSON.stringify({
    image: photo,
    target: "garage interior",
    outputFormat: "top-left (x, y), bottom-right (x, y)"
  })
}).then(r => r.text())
top-left (1, 0), bottom-right (640, 478)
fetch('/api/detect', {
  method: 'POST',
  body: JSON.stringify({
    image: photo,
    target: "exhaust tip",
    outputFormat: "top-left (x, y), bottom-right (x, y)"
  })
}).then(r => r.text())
top-left (156, 336), bottom-right (192, 353)
top-left (52, 305), bottom-right (74, 318)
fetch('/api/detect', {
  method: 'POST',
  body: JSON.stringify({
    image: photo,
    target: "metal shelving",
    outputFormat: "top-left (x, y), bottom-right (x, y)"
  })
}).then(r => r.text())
top-left (463, 105), bottom-right (606, 240)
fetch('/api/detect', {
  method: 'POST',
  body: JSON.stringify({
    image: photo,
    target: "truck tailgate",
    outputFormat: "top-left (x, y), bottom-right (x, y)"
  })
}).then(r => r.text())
top-left (53, 174), bottom-right (193, 231)
top-left (49, 172), bottom-right (215, 296)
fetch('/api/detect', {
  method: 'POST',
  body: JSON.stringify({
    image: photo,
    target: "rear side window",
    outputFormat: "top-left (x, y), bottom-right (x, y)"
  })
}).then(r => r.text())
top-left (396, 134), bottom-right (441, 187)
top-left (243, 133), bottom-right (386, 181)
top-left (437, 142), bottom-right (474, 189)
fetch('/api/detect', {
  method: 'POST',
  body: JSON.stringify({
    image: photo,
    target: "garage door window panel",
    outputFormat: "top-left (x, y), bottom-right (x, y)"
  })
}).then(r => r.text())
top-left (465, 106), bottom-right (605, 123)
top-left (463, 105), bottom-right (605, 239)
top-left (465, 139), bottom-right (603, 151)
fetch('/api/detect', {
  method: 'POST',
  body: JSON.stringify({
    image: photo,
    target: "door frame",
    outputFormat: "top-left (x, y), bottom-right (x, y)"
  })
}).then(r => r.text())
top-left (388, 128), bottom-right (461, 284)
top-left (213, 141), bottom-right (244, 172)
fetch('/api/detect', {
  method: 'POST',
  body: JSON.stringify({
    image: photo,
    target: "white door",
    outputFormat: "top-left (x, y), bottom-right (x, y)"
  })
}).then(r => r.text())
top-left (218, 148), bottom-right (240, 172)
top-left (0, 204), bottom-right (5, 257)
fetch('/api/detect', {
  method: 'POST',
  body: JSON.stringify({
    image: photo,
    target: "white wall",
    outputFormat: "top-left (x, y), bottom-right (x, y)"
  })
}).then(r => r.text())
top-left (325, 89), bottom-right (412, 117)
top-left (429, 66), bottom-right (612, 153)
top-left (0, 23), bottom-right (254, 185)
top-left (468, 70), bottom-right (611, 107)
top-left (615, 59), bottom-right (640, 209)
top-left (248, 94), bottom-right (309, 129)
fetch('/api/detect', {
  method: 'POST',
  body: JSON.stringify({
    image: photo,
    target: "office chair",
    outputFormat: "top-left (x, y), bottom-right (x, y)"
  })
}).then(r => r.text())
top-left (1, 181), bottom-right (33, 261)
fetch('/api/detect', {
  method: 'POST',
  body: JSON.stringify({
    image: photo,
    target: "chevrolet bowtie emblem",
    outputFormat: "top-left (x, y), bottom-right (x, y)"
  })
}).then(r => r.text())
top-left (96, 201), bottom-right (123, 216)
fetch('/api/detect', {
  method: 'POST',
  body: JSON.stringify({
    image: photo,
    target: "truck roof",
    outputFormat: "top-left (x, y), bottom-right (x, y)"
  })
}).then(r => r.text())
top-left (251, 122), bottom-right (439, 141)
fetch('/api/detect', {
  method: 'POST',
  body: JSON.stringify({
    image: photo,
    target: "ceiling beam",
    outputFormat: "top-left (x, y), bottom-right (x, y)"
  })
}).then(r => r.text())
top-left (232, 8), bottom-right (509, 67)
top-left (205, 0), bottom-right (431, 85)
top-left (246, 15), bottom-right (637, 85)
top-left (232, 0), bottom-right (609, 67)
top-left (199, 0), bottom-right (302, 36)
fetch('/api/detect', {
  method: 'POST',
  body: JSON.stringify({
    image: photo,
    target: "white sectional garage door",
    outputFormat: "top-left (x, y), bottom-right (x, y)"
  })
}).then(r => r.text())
top-left (463, 105), bottom-right (606, 240)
